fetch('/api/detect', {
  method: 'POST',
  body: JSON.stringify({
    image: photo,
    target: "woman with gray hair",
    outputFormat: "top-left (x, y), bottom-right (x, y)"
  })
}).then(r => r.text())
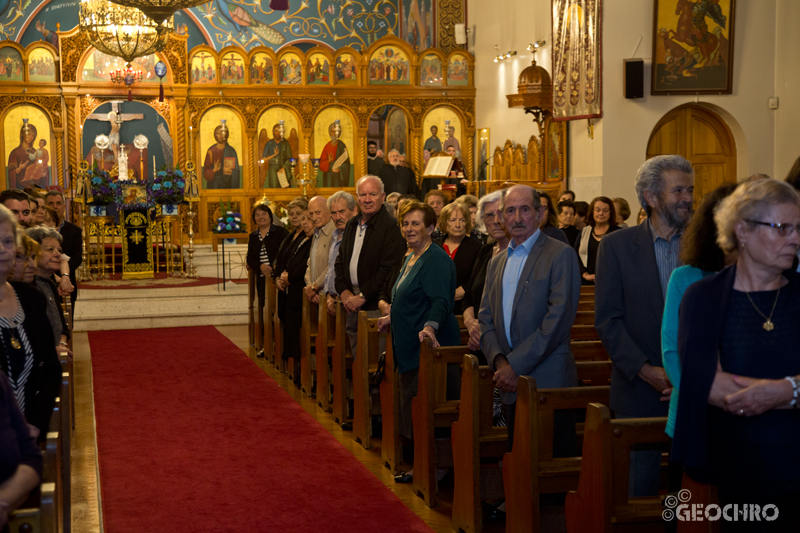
top-left (25, 227), bottom-right (70, 357)
top-left (673, 179), bottom-right (800, 528)
top-left (0, 206), bottom-right (60, 441)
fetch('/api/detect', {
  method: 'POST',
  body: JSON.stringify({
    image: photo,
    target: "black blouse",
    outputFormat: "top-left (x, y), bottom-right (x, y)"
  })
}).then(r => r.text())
top-left (434, 235), bottom-right (482, 315)
top-left (0, 373), bottom-right (42, 485)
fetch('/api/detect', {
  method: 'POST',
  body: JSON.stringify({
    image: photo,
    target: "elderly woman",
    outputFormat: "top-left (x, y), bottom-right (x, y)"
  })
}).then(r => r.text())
top-left (273, 197), bottom-right (308, 334)
top-left (377, 201), bottom-right (459, 484)
top-left (612, 197), bottom-right (632, 228)
top-left (462, 190), bottom-right (508, 356)
top-left (0, 206), bottom-right (60, 441)
top-left (557, 199), bottom-right (579, 246)
top-left (673, 180), bottom-right (800, 528)
top-left (574, 196), bottom-right (620, 284)
top-left (0, 373), bottom-right (42, 529)
top-left (434, 201), bottom-right (481, 315)
top-left (26, 227), bottom-right (70, 358)
top-left (8, 236), bottom-right (38, 284)
top-left (279, 211), bottom-right (314, 386)
top-left (425, 190), bottom-right (448, 240)
top-left (247, 202), bottom-right (288, 355)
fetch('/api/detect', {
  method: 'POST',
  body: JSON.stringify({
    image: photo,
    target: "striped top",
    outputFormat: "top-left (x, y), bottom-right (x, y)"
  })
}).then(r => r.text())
top-left (0, 293), bottom-right (34, 412)
top-left (257, 229), bottom-right (271, 276)
top-left (648, 220), bottom-right (683, 300)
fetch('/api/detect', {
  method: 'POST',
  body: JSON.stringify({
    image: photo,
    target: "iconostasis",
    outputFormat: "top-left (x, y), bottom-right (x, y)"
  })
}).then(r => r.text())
top-left (0, 28), bottom-right (475, 242)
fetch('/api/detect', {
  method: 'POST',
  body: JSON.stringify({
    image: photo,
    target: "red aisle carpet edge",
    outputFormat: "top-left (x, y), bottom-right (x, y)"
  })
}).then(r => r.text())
top-left (89, 326), bottom-right (433, 533)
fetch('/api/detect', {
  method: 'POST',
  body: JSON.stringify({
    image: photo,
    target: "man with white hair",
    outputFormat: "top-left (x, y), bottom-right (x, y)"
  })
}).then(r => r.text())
top-left (595, 154), bottom-right (694, 496)
top-left (380, 149), bottom-right (419, 198)
top-left (479, 185), bottom-right (580, 452)
top-left (323, 191), bottom-right (357, 315)
top-left (304, 196), bottom-right (336, 304)
top-left (334, 176), bottom-right (405, 359)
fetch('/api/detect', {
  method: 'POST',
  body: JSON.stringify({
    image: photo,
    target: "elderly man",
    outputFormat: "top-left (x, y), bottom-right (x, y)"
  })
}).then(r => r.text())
top-left (0, 190), bottom-right (32, 228)
top-left (380, 149), bottom-right (419, 198)
top-left (324, 191), bottom-right (357, 315)
top-left (304, 196), bottom-right (337, 304)
top-left (45, 191), bottom-right (82, 305)
top-left (335, 176), bottom-right (405, 356)
top-left (595, 154), bottom-right (694, 496)
top-left (479, 185), bottom-right (580, 451)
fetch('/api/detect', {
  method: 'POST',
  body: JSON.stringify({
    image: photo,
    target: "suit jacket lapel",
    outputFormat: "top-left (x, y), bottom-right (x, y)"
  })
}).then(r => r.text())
top-left (511, 231), bottom-right (546, 324)
top-left (632, 223), bottom-right (666, 320)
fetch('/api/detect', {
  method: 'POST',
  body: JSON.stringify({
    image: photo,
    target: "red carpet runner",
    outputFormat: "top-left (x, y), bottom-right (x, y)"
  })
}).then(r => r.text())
top-left (89, 326), bottom-right (433, 533)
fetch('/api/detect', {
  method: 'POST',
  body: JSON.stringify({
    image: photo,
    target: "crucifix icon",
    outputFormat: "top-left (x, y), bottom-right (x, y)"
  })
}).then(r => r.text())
top-left (86, 101), bottom-right (144, 156)
top-left (130, 230), bottom-right (144, 245)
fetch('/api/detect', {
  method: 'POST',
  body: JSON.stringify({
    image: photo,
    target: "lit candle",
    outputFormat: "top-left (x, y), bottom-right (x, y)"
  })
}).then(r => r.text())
top-left (153, 155), bottom-right (156, 178)
top-left (189, 126), bottom-right (192, 161)
top-left (79, 124), bottom-right (83, 160)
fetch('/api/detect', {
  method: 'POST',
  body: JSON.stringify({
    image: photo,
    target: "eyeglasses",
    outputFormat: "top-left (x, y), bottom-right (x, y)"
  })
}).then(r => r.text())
top-left (746, 220), bottom-right (800, 237)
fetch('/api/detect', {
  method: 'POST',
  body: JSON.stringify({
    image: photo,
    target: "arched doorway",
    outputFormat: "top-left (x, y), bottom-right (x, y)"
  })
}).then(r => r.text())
top-left (647, 104), bottom-right (736, 203)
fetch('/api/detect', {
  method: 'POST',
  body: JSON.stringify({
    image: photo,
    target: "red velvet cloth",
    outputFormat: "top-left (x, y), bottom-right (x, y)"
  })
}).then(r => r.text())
top-left (90, 326), bottom-right (432, 532)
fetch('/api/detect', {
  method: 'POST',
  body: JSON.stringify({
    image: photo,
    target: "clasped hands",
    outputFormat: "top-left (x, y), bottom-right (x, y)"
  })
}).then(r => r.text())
top-left (492, 356), bottom-right (518, 393)
top-left (710, 361), bottom-right (795, 417)
top-left (304, 283), bottom-right (320, 303)
top-left (341, 291), bottom-right (365, 313)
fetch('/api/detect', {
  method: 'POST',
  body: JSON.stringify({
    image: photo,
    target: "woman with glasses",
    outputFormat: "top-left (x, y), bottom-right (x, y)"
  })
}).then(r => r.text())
top-left (574, 196), bottom-right (620, 284)
top-left (673, 179), bottom-right (800, 531)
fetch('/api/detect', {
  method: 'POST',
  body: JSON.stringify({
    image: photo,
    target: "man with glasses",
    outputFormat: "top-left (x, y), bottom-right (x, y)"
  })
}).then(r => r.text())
top-left (595, 155), bottom-right (695, 497)
top-left (334, 176), bottom-right (405, 361)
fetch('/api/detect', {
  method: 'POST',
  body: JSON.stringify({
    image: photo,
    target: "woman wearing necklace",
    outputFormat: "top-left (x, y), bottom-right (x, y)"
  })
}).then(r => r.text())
top-left (377, 201), bottom-right (460, 484)
top-left (434, 201), bottom-right (481, 315)
top-left (673, 180), bottom-right (800, 530)
top-left (0, 206), bottom-right (60, 442)
top-left (574, 196), bottom-right (620, 284)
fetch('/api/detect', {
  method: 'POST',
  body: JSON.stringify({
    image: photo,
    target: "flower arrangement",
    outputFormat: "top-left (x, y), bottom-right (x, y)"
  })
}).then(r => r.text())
top-left (152, 167), bottom-right (186, 205)
top-left (274, 204), bottom-right (291, 229)
top-left (213, 201), bottom-right (246, 233)
top-left (88, 169), bottom-right (118, 205)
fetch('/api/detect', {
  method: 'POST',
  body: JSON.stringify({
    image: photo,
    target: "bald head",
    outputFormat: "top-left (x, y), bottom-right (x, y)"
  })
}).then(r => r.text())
top-left (308, 196), bottom-right (331, 229)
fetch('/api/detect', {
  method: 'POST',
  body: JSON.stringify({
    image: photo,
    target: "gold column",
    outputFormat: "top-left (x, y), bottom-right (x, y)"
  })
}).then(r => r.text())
top-left (54, 129), bottom-right (64, 189)
top-left (65, 97), bottom-right (79, 172)
top-left (410, 127), bottom-right (423, 182)
top-left (302, 136), bottom-right (316, 196)
top-left (356, 128), bottom-right (368, 179)
top-left (246, 128), bottom-right (256, 189)
top-left (464, 127), bottom-right (475, 182)
top-left (175, 98), bottom-right (186, 165)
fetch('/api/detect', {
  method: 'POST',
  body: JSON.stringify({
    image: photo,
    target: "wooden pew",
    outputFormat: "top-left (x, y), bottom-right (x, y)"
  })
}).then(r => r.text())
top-left (577, 300), bottom-right (595, 312)
top-left (571, 324), bottom-right (600, 341)
top-left (565, 403), bottom-right (669, 533)
top-left (352, 311), bottom-right (385, 449)
top-left (580, 286), bottom-right (595, 297)
top-left (299, 295), bottom-right (319, 396)
top-left (8, 482), bottom-right (58, 533)
top-left (411, 340), bottom-right (468, 507)
top-left (331, 300), bottom-right (353, 426)
top-left (503, 377), bottom-right (612, 533)
top-left (59, 373), bottom-right (71, 533)
top-left (315, 297), bottom-right (335, 412)
top-left (573, 311), bottom-right (595, 326)
top-left (451, 354), bottom-right (508, 533)
top-left (273, 281), bottom-right (285, 373)
top-left (571, 340), bottom-right (609, 361)
top-left (576, 361), bottom-right (613, 386)
top-left (380, 327), bottom-right (402, 474)
top-left (43, 431), bottom-right (62, 533)
top-left (264, 278), bottom-right (277, 365)
top-left (248, 270), bottom-right (259, 356)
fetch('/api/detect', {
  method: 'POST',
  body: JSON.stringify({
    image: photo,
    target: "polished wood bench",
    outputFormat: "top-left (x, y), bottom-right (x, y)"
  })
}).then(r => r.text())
top-left (300, 295), bottom-right (319, 396)
top-left (504, 377), bottom-right (611, 533)
top-left (571, 340), bottom-right (609, 361)
top-left (331, 300), bottom-right (353, 426)
top-left (315, 297), bottom-right (335, 413)
top-left (565, 403), bottom-right (669, 533)
top-left (353, 311), bottom-right (385, 449)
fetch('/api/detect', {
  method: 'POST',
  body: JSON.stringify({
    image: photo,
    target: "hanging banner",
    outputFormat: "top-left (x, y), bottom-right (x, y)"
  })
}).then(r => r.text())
top-left (121, 208), bottom-right (154, 280)
top-left (552, 0), bottom-right (602, 120)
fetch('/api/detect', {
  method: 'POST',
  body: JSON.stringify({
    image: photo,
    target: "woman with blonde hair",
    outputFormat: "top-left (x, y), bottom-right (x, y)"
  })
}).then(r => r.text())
top-left (434, 201), bottom-right (481, 315)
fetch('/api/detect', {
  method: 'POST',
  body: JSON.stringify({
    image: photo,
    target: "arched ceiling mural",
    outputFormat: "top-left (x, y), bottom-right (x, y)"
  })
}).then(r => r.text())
top-left (11, 0), bottom-right (442, 53)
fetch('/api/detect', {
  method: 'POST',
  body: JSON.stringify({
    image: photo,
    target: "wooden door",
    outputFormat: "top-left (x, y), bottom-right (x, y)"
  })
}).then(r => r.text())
top-left (647, 104), bottom-right (736, 204)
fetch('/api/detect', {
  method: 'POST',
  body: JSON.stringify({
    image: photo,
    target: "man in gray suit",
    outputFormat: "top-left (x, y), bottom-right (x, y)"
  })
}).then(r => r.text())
top-left (595, 155), bottom-right (694, 496)
top-left (479, 185), bottom-right (581, 451)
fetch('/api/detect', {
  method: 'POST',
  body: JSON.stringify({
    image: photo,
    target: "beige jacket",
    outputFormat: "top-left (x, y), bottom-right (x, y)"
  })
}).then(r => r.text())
top-left (305, 218), bottom-right (336, 289)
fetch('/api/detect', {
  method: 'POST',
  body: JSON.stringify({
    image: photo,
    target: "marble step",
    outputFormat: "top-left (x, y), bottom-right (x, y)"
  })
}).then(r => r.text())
top-left (183, 244), bottom-right (249, 279)
top-left (74, 282), bottom-right (249, 331)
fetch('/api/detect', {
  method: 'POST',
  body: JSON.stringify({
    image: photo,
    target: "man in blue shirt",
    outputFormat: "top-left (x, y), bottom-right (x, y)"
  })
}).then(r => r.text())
top-left (479, 185), bottom-right (581, 450)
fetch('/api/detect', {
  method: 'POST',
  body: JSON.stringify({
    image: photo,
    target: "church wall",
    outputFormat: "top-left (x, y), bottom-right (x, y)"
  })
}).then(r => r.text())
top-left (774, 0), bottom-right (800, 179)
top-left (471, 0), bottom-right (778, 205)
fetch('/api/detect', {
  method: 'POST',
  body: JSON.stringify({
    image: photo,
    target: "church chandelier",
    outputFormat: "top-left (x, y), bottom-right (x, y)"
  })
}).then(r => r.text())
top-left (106, 0), bottom-right (206, 24)
top-left (79, 0), bottom-right (174, 66)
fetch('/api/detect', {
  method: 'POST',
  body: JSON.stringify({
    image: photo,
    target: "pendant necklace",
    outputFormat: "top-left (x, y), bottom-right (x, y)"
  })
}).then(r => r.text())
top-left (745, 286), bottom-right (780, 332)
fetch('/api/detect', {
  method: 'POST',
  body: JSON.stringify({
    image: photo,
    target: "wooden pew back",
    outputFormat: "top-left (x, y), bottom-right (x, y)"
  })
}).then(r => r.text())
top-left (315, 297), bottom-right (335, 412)
top-left (331, 300), bottom-right (353, 426)
top-left (565, 403), bottom-right (669, 533)
top-left (353, 312), bottom-right (385, 448)
top-left (299, 295), bottom-right (319, 396)
top-left (248, 270), bottom-right (258, 355)
top-left (8, 482), bottom-right (57, 533)
top-left (504, 376), bottom-right (611, 533)
top-left (411, 340), bottom-right (471, 507)
top-left (379, 327), bottom-right (401, 474)
top-left (263, 277), bottom-right (277, 364)
top-left (452, 354), bottom-right (508, 533)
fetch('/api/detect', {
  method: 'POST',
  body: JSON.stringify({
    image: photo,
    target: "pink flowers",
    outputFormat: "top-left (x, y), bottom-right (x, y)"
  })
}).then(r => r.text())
top-left (326, 4), bottom-right (335, 14)
top-left (384, 6), bottom-right (391, 15)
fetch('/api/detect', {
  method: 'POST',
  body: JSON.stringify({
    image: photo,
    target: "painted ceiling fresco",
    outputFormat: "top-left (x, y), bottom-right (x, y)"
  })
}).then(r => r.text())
top-left (12, 0), bottom-right (437, 53)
